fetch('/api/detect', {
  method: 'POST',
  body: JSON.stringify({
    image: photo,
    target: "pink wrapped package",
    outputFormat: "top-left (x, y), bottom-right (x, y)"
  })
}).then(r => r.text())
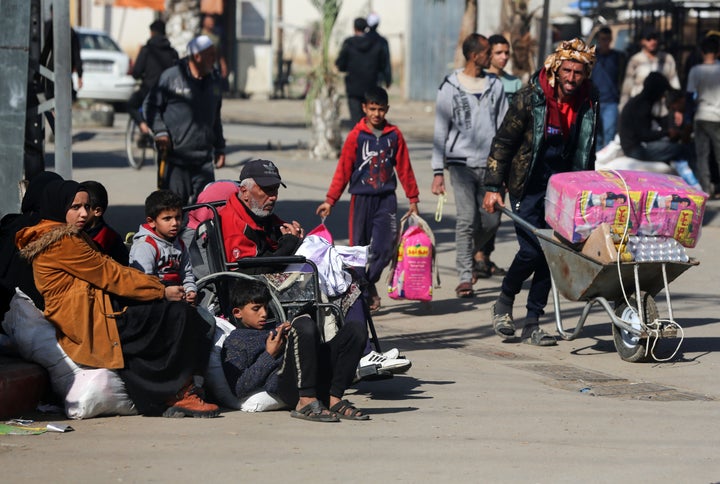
top-left (630, 171), bottom-right (706, 248)
top-left (545, 170), bottom-right (642, 243)
top-left (545, 170), bottom-right (707, 247)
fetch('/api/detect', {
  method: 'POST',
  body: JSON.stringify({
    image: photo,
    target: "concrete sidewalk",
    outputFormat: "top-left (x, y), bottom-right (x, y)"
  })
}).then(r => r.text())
top-left (1, 97), bottom-right (719, 482)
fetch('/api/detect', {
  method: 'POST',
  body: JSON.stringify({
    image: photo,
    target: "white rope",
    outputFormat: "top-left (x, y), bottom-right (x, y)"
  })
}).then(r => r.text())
top-left (598, 169), bottom-right (685, 362)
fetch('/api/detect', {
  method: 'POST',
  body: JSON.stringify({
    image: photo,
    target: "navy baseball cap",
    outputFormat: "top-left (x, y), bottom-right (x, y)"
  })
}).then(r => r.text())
top-left (239, 159), bottom-right (286, 188)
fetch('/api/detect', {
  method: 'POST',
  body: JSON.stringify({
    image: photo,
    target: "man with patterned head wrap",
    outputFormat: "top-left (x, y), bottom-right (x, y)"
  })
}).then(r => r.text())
top-left (482, 38), bottom-right (599, 346)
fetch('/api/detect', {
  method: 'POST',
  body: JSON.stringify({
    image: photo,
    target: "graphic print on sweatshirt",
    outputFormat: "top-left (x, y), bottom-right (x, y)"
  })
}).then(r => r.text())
top-left (146, 235), bottom-right (183, 285)
top-left (359, 137), bottom-right (395, 190)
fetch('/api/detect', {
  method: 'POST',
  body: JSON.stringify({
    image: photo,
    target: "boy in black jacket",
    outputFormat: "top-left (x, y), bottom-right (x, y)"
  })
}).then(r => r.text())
top-left (80, 180), bottom-right (129, 266)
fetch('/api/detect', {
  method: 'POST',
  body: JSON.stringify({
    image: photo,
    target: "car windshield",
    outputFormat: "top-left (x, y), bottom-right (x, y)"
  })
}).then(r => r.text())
top-left (78, 32), bottom-right (121, 52)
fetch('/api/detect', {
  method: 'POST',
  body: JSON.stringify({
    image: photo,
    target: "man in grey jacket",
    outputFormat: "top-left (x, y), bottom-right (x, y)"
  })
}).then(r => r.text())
top-left (144, 35), bottom-right (226, 205)
top-left (431, 33), bottom-right (508, 298)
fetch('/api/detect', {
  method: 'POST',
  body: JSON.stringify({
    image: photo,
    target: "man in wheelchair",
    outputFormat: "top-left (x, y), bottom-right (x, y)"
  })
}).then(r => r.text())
top-left (215, 159), bottom-right (411, 376)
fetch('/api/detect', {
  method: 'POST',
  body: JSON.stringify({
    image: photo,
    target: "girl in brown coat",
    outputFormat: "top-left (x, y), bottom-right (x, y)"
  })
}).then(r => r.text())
top-left (16, 180), bottom-right (219, 418)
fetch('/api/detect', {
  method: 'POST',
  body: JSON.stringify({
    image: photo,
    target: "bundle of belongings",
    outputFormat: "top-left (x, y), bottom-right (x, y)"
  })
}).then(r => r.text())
top-left (545, 170), bottom-right (707, 263)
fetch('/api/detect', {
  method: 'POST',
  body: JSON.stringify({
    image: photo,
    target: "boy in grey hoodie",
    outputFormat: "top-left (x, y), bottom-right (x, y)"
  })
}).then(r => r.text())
top-left (130, 190), bottom-right (197, 304)
top-left (430, 33), bottom-right (508, 298)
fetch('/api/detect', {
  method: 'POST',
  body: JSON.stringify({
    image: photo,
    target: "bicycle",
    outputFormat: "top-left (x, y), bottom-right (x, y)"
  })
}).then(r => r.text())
top-left (125, 115), bottom-right (156, 170)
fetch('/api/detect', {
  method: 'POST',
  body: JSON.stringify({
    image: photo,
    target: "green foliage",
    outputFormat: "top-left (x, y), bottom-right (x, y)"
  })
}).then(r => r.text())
top-left (305, 0), bottom-right (342, 114)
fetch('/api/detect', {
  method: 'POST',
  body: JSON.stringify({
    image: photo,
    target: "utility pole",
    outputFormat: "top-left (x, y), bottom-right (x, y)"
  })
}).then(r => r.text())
top-left (275, 0), bottom-right (285, 98)
top-left (537, 0), bottom-right (551, 69)
top-left (0, 0), bottom-right (32, 216)
top-left (53, 1), bottom-right (73, 180)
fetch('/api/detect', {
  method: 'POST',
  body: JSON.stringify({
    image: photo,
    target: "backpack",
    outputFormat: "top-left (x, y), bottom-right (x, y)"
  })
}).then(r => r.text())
top-left (387, 213), bottom-right (440, 302)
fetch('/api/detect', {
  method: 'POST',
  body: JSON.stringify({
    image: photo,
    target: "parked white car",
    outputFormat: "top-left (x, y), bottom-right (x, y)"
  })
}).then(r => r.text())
top-left (73, 27), bottom-right (136, 104)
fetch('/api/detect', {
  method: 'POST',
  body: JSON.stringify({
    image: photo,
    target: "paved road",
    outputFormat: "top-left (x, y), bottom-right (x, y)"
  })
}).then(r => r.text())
top-left (4, 100), bottom-right (720, 482)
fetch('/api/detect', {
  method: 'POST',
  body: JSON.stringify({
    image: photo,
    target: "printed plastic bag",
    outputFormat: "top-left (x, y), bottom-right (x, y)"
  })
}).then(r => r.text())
top-left (387, 213), bottom-right (439, 301)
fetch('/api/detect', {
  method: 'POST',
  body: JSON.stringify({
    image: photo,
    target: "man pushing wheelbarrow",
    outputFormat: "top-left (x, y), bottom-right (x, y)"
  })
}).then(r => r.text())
top-left (482, 38), bottom-right (599, 347)
top-left (482, 39), bottom-right (707, 361)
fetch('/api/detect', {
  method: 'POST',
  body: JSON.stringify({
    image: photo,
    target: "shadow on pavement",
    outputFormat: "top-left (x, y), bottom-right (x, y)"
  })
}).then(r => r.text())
top-left (353, 374), bottom-right (453, 408)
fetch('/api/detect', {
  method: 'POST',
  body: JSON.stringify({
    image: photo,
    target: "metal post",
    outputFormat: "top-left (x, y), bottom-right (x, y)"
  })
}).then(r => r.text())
top-left (537, 0), bottom-right (551, 69)
top-left (53, 1), bottom-right (72, 180)
top-left (0, 0), bottom-right (32, 216)
top-left (275, 0), bottom-right (284, 98)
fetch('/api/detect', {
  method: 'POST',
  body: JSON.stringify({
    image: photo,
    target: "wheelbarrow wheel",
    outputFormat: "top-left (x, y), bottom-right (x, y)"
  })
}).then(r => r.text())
top-left (612, 292), bottom-right (658, 363)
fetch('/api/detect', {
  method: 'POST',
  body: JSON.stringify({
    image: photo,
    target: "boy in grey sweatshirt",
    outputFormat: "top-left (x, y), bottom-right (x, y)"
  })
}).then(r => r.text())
top-left (430, 33), bottom-right (508, 298)
top-left (130, 189), bottom-right (197, 304)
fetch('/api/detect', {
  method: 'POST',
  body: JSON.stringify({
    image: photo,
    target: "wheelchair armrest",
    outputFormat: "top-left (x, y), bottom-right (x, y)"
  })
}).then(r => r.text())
top-left (233, 255), bottom-right (308, 267)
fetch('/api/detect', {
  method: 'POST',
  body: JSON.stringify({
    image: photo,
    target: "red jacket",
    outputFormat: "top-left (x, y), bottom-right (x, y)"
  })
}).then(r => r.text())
top-left (325, 120), bottom-right (419, 205)
top-left (219, 195), bottom-right (301, 262)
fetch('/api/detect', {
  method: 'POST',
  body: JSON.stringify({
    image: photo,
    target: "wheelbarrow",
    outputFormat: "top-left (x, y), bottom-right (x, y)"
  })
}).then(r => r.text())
top-left (501, 207), bottom-right (699, 362)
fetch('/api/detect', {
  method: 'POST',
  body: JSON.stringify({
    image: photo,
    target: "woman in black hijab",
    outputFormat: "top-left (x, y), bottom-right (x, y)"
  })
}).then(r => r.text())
top-left (0, 171), bottom-right (64, 312)
top-left (15, 179), bottom-right (219, 418)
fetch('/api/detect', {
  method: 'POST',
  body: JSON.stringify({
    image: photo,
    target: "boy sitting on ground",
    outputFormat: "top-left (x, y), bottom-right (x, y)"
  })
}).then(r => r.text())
top-left (129, 189), bottom-right (197, 304)
top-left (80, 180), bottom-right (129, 265)
top-left (221, 278), bottom-right (369, 422)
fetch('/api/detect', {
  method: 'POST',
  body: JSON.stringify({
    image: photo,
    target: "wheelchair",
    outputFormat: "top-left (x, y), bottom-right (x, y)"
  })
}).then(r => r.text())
top-left (182, 202), bottom-right (384, 354)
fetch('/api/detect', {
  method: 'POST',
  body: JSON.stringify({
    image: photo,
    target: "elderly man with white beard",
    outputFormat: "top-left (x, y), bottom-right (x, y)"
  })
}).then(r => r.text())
top-left (219, 159), bottom-right (304, 263)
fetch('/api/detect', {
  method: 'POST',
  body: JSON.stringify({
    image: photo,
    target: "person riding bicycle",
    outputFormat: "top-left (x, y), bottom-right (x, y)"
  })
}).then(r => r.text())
top-left (143, 35), bottom-right (225, 205)
top-left (128, 20), bottom-right (178, 146)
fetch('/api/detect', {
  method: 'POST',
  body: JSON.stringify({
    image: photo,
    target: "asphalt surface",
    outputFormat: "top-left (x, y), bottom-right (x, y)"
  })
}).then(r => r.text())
top-left (2, 98), bottom-right (719, 483)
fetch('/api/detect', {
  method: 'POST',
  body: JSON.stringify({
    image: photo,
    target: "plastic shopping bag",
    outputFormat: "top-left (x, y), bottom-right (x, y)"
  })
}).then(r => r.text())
top-left (387, 213), bottom-right (439, 301)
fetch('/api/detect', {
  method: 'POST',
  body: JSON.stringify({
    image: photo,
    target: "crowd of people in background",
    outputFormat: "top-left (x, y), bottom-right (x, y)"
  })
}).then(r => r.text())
top-left (2, 10), bottom-right (720, 422)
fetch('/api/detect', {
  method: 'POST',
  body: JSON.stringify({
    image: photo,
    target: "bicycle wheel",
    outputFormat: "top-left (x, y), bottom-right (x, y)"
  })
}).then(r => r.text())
top-left (125, 117), bottom-right (155, 170)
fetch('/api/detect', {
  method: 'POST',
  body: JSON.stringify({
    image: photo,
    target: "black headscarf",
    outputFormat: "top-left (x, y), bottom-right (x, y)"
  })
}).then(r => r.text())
top-left (40, 180), bottom-right (85, 223)
top-left (21, 171), bottom-right (64, 214)
top-left (0, 172), bottom-right (65, 319)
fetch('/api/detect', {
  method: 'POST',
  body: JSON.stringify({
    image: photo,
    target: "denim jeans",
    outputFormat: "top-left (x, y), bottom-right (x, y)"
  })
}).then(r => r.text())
top-left (448, 165), bottom-right (501, 283)
top-left (501, 191), bottom-right (551, 319)
top-left (597, 102), bottom-right (619, 150)
top-left (625, 137), bottom-right (688, 163)
top-left (694, 119), bottom-right (720, 195)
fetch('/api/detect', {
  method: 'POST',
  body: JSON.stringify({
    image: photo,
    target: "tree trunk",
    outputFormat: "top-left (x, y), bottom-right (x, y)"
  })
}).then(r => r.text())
top-left (453, 0), bottom-right (478, 68)
top-left (307, 0), bottom-right (341, 160)
top-left (500, 0), bottom-right (537, 83)
top-left (309, 83), bottom-right (341, 160)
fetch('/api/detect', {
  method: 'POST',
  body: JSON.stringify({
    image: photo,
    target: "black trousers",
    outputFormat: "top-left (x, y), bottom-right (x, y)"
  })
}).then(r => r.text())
top-left (276, 314), bottom-right (365, 408)
top-left (347, 96), bottom-right (364, 126)
top-left (115, 299), bottom-right (213, 415)
top-left (501, 190), bottom-right (551, 319)
top-left (127, 86), bottom-right (149, 127)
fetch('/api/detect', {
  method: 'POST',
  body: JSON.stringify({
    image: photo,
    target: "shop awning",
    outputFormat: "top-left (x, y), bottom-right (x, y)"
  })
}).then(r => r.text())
top-left (114, 0), bottom-right (165, 11)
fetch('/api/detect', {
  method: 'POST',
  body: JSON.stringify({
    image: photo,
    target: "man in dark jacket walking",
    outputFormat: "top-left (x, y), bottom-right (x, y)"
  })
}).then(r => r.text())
top-left (335, 17), bottom-right (387, 124)
top-left (365, 12), bottom-right (392, 89)
top-left (483, 38), bottom-right (599, 346)
top-left (144, 35), bottom-right (225, 205)
top-left (129, 20), bottom-right (178, 138)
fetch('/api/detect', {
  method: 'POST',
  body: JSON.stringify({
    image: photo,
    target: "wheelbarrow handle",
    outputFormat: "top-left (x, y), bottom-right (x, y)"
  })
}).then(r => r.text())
top-left (495, 203), bottom-right (559, 245)
top-left (497, 204), bottom-right (540, 236)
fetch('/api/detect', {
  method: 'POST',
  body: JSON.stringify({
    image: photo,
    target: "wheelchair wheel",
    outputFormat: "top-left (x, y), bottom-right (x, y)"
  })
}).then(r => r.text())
top-left (125, 117), bottom-right (155, 170)
top-left (196, 272), bottom-right (287, 324)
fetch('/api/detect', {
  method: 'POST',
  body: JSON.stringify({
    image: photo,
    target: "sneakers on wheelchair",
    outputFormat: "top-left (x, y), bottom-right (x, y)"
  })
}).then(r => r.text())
top-left (359, 349), bottom-right (411, 374)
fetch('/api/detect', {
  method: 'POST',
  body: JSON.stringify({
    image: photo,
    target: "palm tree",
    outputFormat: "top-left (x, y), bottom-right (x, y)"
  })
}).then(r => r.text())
top-left (307, 0), bottom-right (342, 160)
top-left (453, 0), bottom-right (478, 68)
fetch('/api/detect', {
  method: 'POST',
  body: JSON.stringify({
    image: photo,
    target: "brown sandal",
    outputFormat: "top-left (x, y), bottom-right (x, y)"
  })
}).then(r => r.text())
top-left (455, 282), bottom-right (474, 298)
